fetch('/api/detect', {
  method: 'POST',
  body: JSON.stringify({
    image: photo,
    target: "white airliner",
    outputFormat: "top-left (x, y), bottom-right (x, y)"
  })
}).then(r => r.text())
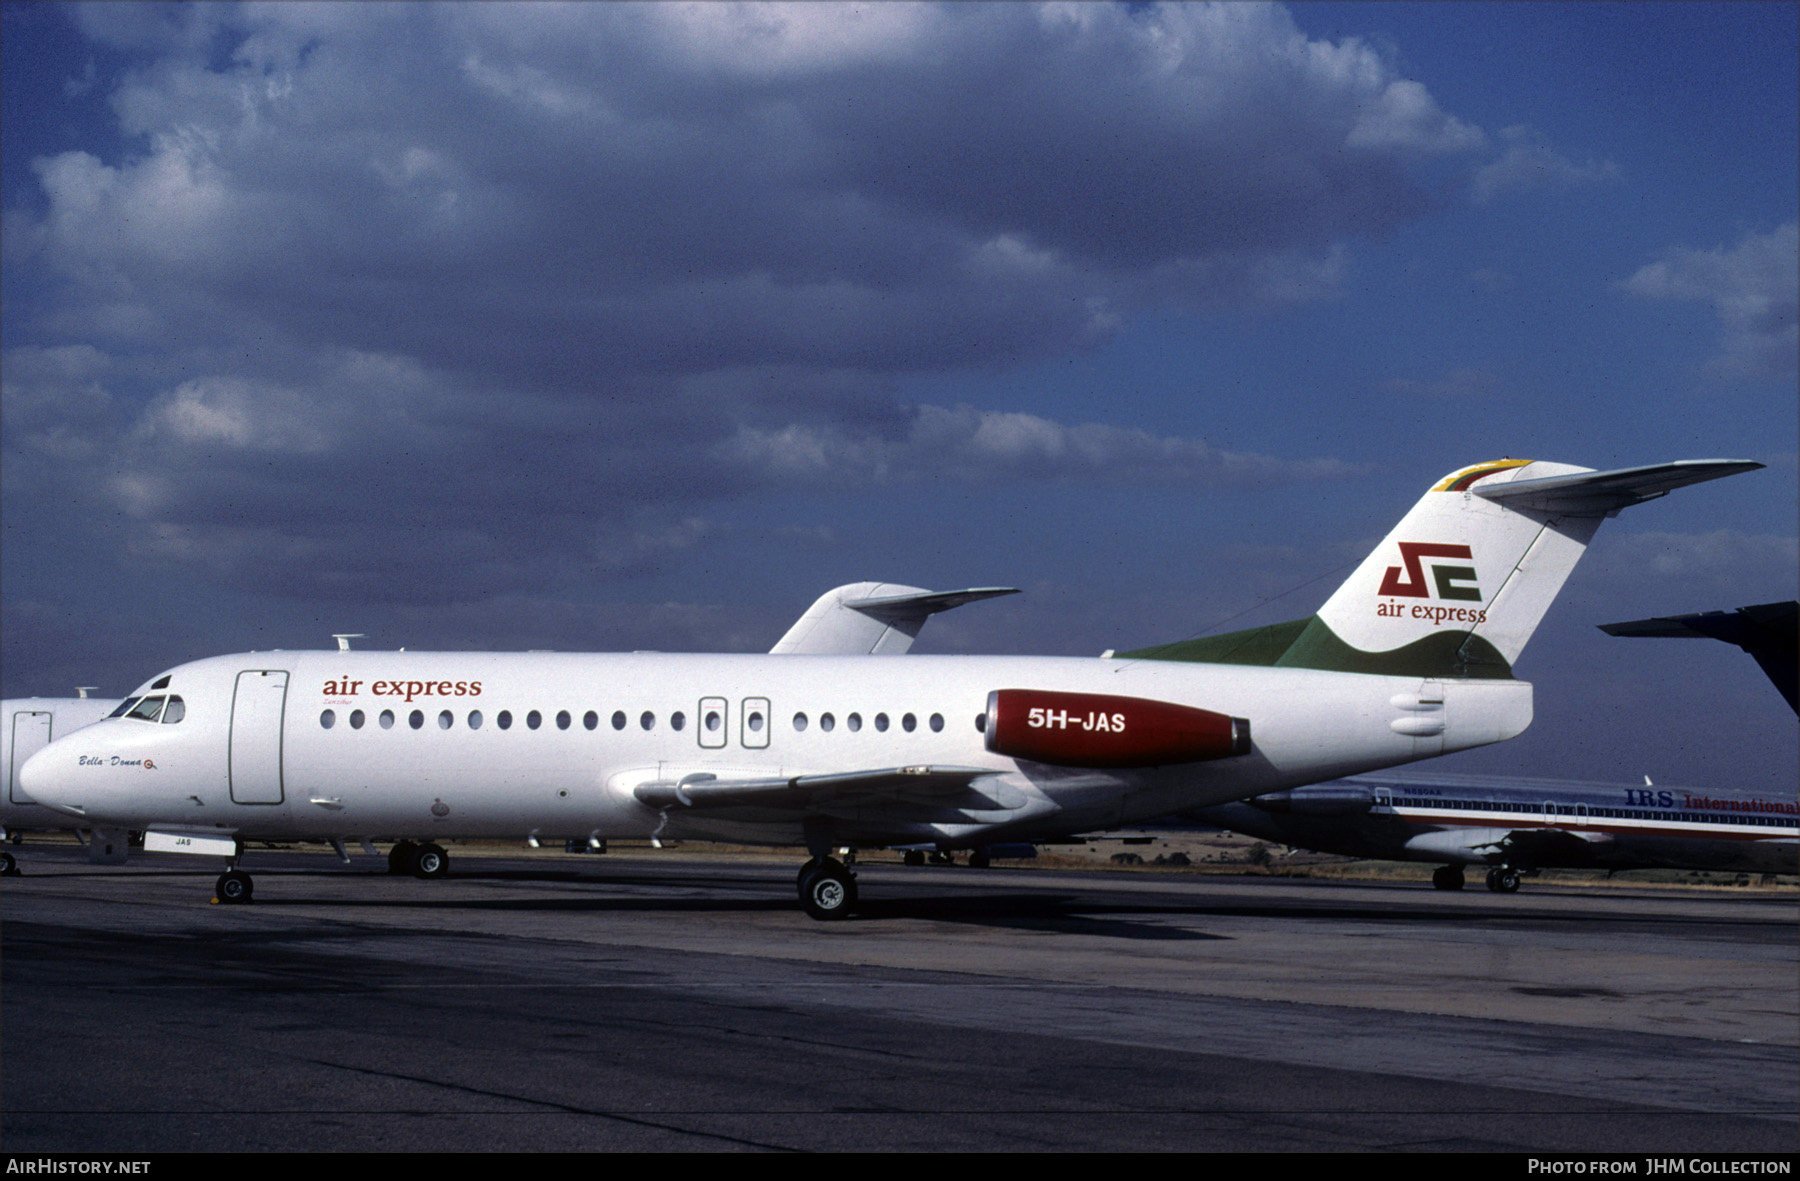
top-left (2, 693), bottom-right (126, 874)
top-left (18, 457), bottom-right (1761, 917)
top-left (1182, 772), bottom-right (1798, 892)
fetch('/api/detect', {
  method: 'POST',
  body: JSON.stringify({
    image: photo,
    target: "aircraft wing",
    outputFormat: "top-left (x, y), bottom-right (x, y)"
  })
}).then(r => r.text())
top-left (1471, 459), bottom-right (1762, 516)
top-left (633, 765), bottom-right (1011, 812)
top-left (771, 583), bottom-right (1019, 655)
top-left (1495, 826), bottom-right (1614, 862)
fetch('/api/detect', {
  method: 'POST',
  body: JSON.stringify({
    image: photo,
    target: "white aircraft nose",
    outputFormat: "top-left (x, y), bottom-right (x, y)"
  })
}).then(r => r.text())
top-left (18, 743), bottom-right (87, 818)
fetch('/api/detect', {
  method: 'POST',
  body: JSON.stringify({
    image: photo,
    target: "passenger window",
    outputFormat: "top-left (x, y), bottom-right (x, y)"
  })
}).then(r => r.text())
top-left (556, 710), bottom-right (571, 730)
top-left (438, 710), bottom-right (453, 730)
top-left (704, 709), bottom-right (722, 733)
top-left (162, 696), bottom-right (185, 724)
top-left (409, 710), bottom-right (424, 730)
top-left (874, 713), bottom-right (889, 732)
top-left (380, 709), bottom-right (396, 729)
top-left (902, 713), bottom-right (916, 732)
top-left (469, 710), bottom-right (483, 730)
top-left (640, 711), bottom-right (656, 731)
top-left (793, 712), bottom-right (808, 732)
top-left (320, 709), bottom-right (336, 729)
top-left (929, 713), bottom-right (943, 732)
top-left (612, 711), bottom-right (627, 731)
top-left (527, 710), bottom-right (542, 730)
top-left (975, 713), bottom-right (986, 732)
top-left (820, 712), bottom-right (835, 732)
top-left (671, 711), bottom-right (686, 731)
top-left (584, 711), bottom-right (598, 731)
top-left (498, 710), bottom-right (513, 730)
top-left (747, 710), bottom-right (764, 732)
top-left (847, 712), bottom-right (862, 732)
top-left (350, 709), bottom-right (365, 729)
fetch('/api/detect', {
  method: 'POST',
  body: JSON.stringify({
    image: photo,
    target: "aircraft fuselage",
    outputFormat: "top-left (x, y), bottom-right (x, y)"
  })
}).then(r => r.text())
top-left (20, 650), bottom-right (1532, 851)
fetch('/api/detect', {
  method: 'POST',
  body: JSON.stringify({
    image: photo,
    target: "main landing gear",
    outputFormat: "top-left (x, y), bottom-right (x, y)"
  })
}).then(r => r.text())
top-left (1431, 864), bottom-right (1524, 893)
top-left (797, 856), bottom-right (857, 921)
top-left (387, 840), bottom-right (450, 879)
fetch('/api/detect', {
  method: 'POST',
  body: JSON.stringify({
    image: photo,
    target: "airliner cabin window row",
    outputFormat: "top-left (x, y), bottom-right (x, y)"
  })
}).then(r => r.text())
top-left (313, 701), bottom-right (970, 743)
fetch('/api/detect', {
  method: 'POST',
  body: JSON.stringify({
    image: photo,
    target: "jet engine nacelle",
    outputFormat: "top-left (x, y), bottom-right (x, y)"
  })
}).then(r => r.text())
top-left (984, 689), bottom-right (1250, 769)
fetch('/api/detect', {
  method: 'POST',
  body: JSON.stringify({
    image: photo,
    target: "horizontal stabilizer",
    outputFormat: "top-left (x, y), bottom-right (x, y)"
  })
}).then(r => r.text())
top-left (1600, 601), bottom-right (1798, 713)
top-left (1472, 459), bottom-right (1763, 517)
top-left (772, 583), bottom-right (1019, 655)
top-left (634, 765), bottom-right (1006, 811)
top-left (848, 586), bottom-right (1019, 620)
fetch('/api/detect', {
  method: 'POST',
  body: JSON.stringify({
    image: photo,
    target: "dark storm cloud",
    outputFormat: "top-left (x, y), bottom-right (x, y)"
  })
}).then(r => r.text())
top-left (5, 2), bottom-right (1482, 606)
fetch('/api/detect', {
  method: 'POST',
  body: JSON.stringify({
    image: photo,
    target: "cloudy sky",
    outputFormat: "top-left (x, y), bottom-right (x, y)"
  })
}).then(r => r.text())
top-left (4, 2), bottom-right (1795, 791)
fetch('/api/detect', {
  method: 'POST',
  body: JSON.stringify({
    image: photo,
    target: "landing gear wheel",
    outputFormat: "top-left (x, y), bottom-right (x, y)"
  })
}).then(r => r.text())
top-left (968, 850), bottom-right (991, 869)
top-left (412, 842), bottom-right (449, 879)
top-left (1432, 865), bottom-right (1465, 891)
top-left (1486, 866), bottom-right (1520, 893)
top-left (798, 859), bottom-right (857, 920)
top-left (388, 840), bottom-right (418, 875)
top-left (1, 850), bottom-right (17, 876)
top-left (215, 869), bottom-right (254, 904)
top-left (903, 850), bottom-right (925, 867)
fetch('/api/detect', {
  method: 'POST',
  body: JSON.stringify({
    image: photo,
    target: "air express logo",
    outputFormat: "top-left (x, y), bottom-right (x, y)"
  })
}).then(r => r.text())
top-left (1375, 542), bottom-right (1488, 625)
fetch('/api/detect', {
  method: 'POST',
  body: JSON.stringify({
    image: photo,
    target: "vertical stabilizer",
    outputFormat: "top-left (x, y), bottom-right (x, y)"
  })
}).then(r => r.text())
top-left (1118, 458), bottom-right (1760, 676)
top-left (1280, 458), bottom-right (1762, 677)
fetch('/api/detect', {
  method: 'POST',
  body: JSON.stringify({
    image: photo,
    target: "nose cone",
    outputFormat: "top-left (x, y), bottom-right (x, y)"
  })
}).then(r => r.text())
top-left (19, 741), bottom-right (87, 817)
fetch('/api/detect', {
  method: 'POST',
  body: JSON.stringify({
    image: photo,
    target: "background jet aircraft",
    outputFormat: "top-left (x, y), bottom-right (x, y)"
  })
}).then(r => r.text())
top-left (1185, 599), bottom-right (1797, 890)
top-left (1183, 771), bottom-right (1797, 892)
top-left (3, 693), bottom-right (126, 874)
top-left (1599, 600), bottom-right (1798, 713)
top-left (18, 457), bottom-right (1762, 917)
top-left (771, 583), bottom-right (1019, 655)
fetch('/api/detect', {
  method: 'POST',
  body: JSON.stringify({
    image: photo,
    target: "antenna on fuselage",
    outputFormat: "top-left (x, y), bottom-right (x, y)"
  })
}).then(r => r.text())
top-left (332, 634), bottom-right (366, 652)
top-left (75, 686), bottom-right (98, 698)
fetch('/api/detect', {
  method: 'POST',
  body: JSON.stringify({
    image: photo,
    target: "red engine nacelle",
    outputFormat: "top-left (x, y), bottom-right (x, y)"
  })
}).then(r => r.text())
top-left (984, 689), bottom-right (1251, 769)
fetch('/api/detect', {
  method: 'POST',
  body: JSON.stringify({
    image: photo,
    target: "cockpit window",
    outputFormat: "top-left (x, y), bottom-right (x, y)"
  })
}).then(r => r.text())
top-left (125, 696), bottom-right (166, 722)
top-left (109, 697), bottom-right (142, 719)
top-left (151, 675), bottom-right (172, 690)
top-left (162, 696), bottom-right (185, 724)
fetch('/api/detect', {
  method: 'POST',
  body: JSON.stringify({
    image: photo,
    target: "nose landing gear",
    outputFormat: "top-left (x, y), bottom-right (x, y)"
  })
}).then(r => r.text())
top-left (213, 868), bottom-right (254, 904)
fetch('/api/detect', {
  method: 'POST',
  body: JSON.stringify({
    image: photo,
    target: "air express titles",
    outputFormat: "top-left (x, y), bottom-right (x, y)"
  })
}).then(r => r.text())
top-left (1376, 541), bottom-right (1489, 625)
top-left (322, 679), bottom-right (483, 704)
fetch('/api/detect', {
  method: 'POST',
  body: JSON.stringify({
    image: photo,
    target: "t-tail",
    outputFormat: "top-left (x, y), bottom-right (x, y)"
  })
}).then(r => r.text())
top-left (1123, 458), bottom-right (1763, 678)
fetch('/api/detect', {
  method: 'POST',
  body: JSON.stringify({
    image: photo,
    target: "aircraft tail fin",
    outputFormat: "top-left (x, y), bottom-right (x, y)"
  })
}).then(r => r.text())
top-left (1121, 459), bottom-right (1761, 678)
